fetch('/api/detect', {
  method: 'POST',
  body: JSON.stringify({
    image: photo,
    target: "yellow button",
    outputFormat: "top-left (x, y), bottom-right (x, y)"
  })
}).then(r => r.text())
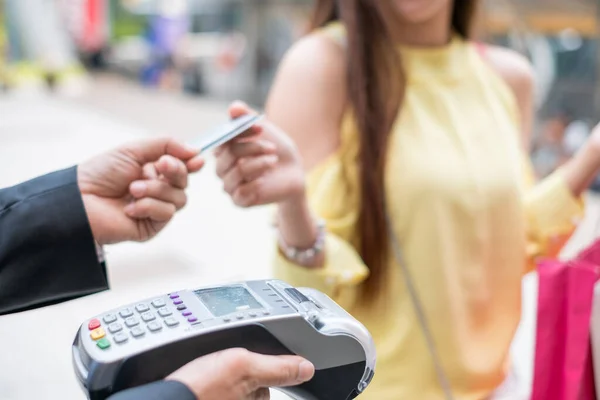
top-left (90, 328), bottom-right (106, 340)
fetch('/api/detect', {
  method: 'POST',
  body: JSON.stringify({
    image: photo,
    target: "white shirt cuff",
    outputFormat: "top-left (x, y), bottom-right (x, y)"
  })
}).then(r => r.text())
top-left (95, 241), bottom-right (105, 263)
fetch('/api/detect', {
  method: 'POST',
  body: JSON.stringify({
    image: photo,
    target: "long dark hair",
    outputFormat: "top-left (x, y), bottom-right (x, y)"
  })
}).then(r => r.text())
top-left (311, 0), bottom-right (479, 299)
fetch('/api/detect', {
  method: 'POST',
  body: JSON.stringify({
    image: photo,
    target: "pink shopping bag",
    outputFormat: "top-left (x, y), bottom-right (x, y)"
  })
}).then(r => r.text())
top-left (531, 239), bottom-right (600, 400)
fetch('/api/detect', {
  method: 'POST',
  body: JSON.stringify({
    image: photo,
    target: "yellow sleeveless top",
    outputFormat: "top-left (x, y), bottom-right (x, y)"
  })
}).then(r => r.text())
top-left (273, 23), bottom-right (583, 399)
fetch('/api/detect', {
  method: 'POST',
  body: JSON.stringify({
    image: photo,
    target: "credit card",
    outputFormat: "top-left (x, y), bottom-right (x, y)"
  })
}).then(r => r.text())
top-left (195, 114), bottom-right (264, 153)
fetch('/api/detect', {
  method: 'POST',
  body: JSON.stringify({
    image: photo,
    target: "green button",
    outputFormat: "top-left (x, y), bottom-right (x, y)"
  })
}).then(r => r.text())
top-left (96, 338), bottom-right (111, 350)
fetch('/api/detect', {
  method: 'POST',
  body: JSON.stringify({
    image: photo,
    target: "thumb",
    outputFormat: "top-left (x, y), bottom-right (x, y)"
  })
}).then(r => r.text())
top-left (229, 100), bottom-right (258, 120)
top-left (243, 354), bottom-right (314, 391)
top-left (125, 137), bottom-right (199, 165)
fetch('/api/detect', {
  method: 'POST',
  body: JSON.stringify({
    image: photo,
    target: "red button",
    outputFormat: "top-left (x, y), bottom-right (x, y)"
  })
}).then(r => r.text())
top-left (88, 319), bottom-right (101, 330)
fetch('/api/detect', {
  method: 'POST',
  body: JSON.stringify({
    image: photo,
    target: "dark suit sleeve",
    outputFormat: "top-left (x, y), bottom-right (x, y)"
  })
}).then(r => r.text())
top-left (107, 381), bottom-right (196, 400)
top-left (0, 166), bottom-right (109, 315)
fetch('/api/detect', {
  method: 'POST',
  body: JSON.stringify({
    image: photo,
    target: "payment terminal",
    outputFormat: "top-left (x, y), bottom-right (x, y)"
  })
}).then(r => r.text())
top-left (72, 280), bottom-right (376, 400)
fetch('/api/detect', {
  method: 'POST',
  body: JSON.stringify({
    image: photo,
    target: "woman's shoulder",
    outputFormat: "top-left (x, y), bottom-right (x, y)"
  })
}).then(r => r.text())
top-left (476, 43), bottom-right (534, 103)
top-left (268, 25), bottom-right (348, 113)
top-left (266, 26), bottom-right (349, 171)
top-left (278, 25), bottom-right (347, 80)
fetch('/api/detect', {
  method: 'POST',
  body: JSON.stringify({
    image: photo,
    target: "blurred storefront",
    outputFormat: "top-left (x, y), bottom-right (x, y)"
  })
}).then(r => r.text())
top-left (1, 0), bottom-right (598, 184)
top-left (101, 0), bottom-right (311, 100)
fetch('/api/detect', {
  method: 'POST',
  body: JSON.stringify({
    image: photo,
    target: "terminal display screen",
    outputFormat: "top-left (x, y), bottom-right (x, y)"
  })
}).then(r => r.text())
top-left (195, 286), bottom-right (264, 317)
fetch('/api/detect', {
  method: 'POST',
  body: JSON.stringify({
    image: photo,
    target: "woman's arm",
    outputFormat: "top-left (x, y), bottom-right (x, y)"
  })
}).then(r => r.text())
top-left (485, 45), bottom-right (600, 196)
top-left (484, 45), bottom-right (588, 264)
top-left (266, 32), bottom-right (348, 267)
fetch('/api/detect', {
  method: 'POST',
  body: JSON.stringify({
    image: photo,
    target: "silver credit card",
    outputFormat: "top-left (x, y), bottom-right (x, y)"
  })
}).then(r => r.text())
top-left (195, 114), bottom-right (264, 153)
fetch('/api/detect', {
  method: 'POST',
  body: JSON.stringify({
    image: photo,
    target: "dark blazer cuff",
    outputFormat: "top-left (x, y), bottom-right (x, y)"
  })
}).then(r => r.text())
top-left (107, 381), bottom-right (197, 400)
top-left (0, 166), bottom-right (109, 315)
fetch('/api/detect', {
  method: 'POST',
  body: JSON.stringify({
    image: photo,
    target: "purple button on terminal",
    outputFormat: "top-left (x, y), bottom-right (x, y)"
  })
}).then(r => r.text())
top-left (173, 299), bottom-right (183, 305)
top-left (188, 316), bottom-right (198, 323)
top-left (169, 294), bottom-right (179, 299)
top-left (182, 311), bottom-right (192, 317)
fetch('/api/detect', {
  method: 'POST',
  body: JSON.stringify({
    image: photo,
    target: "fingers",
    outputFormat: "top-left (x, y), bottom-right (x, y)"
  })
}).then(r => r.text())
top-left (231, 178), bottom-right (263, 207)
top-left (129, 180), bottom-right (187, 210)
top-left (213, 126), bottom-right (264, 158)
top-left (219, 101), bottom-right (264, 146)
top-left (143, 163), bottom-right (159, 180)
top-left (222, 155), bottom-right (278, 194)
top-left (232, 173), bottom-right (304, 208)
top-left (186, 155), bottom-right (205, 173)
top-left (124, 198), bottom-right (177, 222)
top-left (235, 351), bottom-right (314, 390)
top-left (164, 349), bottom-right (313, 400)
top-left (130, 156), bottom-right (190, 217)
top-left (144, 153), bottom-right (204, 188)
top-left (231, 178), bottom-right (274, 208)
top-left (155, 155), bottom-right (188, 189)
top-left (216, 140), bottom-right (277, 178)
top-left (131, 154), bottom-right (196, 217)
top-left (126, 137), bottom-right (200, 165)
top-left (229, 100), bottom-right (257, 119)
top-left (213, 99), bottom-right (270, 158)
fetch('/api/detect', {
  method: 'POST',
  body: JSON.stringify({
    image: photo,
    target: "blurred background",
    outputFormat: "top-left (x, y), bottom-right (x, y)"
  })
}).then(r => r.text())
top-left (1, 0), bottom-right (599, 181)
top-left (0, 0), bottom-right (599, 399)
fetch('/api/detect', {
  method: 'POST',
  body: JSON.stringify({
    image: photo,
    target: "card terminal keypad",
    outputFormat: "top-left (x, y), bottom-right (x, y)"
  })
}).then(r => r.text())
top-left (103, 313), bottom-right (117, 324)
top-left (86, 283), bottom-right (293, 352)
top-left (141, 312), bottom-right (155, 322)
top-left (135, 303), bottom-right (149, 313)
top-left (130, 326), bottom-right (145, 338)
top-left (108, 323), bottom-right (122, 333)
top-left (88, 293), bottom-right (194, 351)
top-left (113, 332), bottom-right (128, 344)
top-left (151, 299), bottom-right (165, 308)
top-left (119, 308), bottom-right (133, 318)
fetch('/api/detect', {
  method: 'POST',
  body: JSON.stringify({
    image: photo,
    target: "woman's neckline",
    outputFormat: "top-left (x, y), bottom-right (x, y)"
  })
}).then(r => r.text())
top-left (398, 32), bottom-right (463, 56)
top-left (398, 33), bottom-right (470, 82)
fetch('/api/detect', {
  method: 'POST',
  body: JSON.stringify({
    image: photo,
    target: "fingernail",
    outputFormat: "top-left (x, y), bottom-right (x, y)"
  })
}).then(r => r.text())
top-left (130, 181), bottom-right (146, 195)
top-left (267, 155), bottom-right (279, 165)
top-left (124, 203), bottom-right (135, 215)
top-left (263, 142), bottom-right (276, 151)
top-left (297, 361), bottom-right (315, 382)
top-left (231, 100), bottom-right (248, 108)
top-left (161, 157), bottom-right (177, 171)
